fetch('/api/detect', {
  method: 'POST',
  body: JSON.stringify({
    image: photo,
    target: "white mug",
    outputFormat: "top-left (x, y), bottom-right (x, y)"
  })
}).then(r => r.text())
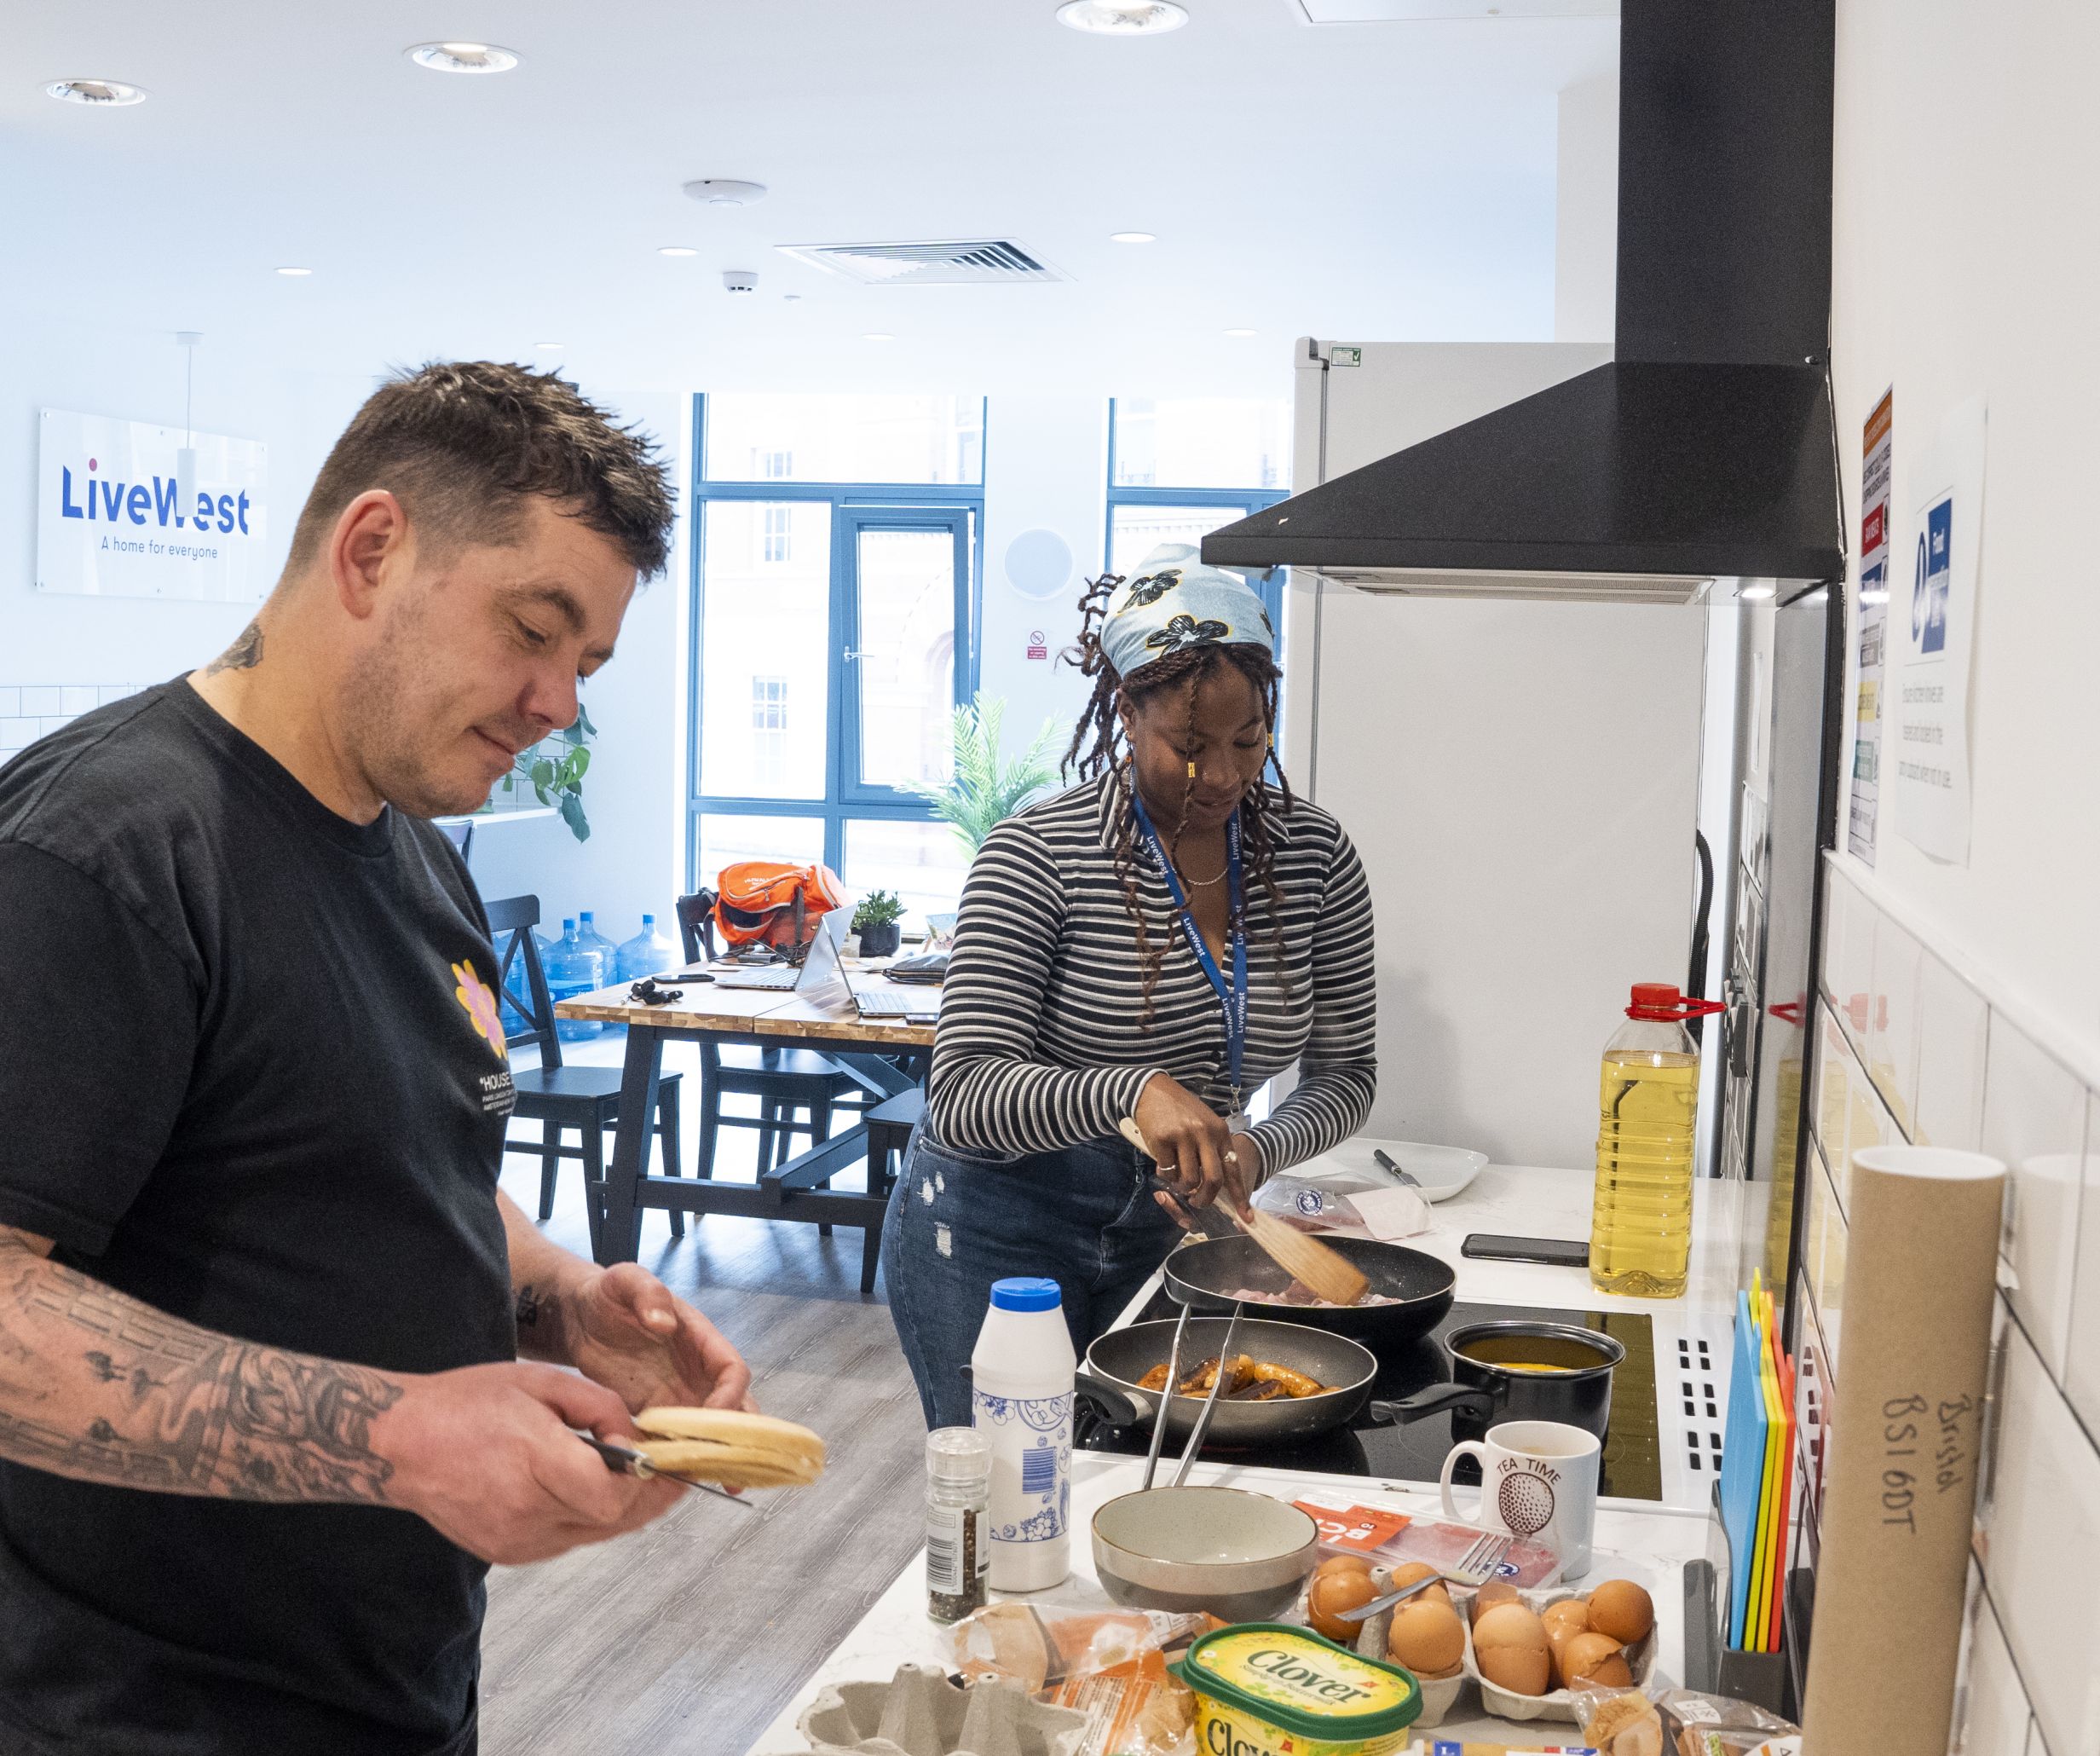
top-left (1439, 1419), bottom-right (1602, 1579)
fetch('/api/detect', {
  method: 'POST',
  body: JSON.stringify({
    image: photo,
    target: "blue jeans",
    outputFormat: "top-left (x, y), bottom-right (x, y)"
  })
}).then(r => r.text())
top-left (882, 1124), bottom-right (1181, 1430)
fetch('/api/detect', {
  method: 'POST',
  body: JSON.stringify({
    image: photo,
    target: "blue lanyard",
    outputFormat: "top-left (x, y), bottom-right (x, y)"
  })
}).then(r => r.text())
top-left (1129, 791), bottom-right (1248, 1106)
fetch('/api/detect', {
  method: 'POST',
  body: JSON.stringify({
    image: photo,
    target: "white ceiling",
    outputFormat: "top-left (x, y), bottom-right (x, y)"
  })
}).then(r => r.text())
top-left (2, 1), bottom-right (1616, 396)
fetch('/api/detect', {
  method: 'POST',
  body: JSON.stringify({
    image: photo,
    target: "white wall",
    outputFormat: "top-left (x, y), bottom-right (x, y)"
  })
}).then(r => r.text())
top-left (0, 321), bottom-right (689, 953)
top-left (1554, 74), bottom-right (1619, 344)
top-left (1815, 5), bottom-right (2100, 1753)
top-left (1, 321), bottom-right (372, 686)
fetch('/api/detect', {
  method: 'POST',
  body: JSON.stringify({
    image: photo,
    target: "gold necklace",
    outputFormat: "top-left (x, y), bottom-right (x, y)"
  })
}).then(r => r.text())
top-left (1178, 860), bottom-right (1229, 887)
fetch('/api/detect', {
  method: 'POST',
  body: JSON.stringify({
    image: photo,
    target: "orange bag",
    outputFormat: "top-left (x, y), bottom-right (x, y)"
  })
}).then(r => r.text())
top-left (712, 861), bottom-right (845, 951)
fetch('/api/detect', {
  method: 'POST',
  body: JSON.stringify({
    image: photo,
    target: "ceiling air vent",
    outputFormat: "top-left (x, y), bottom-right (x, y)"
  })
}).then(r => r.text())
top-left (775, 239), bottom-right (1065, 286)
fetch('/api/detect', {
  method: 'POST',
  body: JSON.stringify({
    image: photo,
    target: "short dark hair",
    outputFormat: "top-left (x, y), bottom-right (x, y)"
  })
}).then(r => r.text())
top-left (287, 361), bottom-right (677, 578)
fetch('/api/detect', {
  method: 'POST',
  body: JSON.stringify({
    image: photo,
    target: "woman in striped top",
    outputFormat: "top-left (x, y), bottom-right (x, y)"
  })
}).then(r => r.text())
top-left (881, 546), bottom-right (1376, 1429)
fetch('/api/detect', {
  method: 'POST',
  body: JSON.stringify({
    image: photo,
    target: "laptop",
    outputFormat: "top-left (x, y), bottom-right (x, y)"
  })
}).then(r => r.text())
top-left (711, 910), bottom-right (851, 995)
top-left (845, 972), bottom-right (941, 1024)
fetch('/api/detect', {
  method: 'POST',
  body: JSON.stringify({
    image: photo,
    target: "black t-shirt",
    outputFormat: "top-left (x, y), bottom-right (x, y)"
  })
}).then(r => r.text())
top-left (0, 680), bottom-right (517, 1756)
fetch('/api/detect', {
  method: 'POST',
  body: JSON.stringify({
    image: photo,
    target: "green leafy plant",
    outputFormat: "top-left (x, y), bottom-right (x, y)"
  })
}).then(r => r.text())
top-left (904, 691), bottom-right (1059, 855)
top-left (851, 889), bottom-right (906, 932)
top-left (491, 702), bottom-right (596, 842)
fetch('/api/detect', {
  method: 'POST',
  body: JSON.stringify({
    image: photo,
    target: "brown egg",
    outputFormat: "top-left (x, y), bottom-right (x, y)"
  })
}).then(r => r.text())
top-left (1307, 1568), bottom-right (1381, 1643)
top-left (1562, 1629), bottom-right (1633, 1689)
top-left (1472, 1601), bottom-right (1552, 1696)
top-left (1468, 1580), bottom-right (1521, 1626)
top-left (1315, 1552), bottom-right (1374, 1582)
top-left (1585, 1578), bottom-right (1655, 1645)
top-left (1385, 1597), bottom-right (1465, 1679)
top-left (1386, 1561), bottom-right (1452, 1608)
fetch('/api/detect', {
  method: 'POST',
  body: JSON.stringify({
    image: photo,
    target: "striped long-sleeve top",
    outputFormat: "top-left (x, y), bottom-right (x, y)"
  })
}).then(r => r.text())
top-left (927, 772), bottom-right (1376, 1172)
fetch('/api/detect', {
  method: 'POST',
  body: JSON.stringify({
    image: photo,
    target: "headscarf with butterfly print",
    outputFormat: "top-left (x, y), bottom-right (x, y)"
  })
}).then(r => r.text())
top-left (1100, 544), bottom-right (1275, 681)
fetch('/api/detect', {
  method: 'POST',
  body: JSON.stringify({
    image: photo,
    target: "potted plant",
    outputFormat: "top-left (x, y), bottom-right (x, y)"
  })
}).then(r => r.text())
top-left (904, 691), bottom-right (1059, 856)
top-left (851, 890), bottom-right (907, 959)
top-left (487, 702), bottom-right (597, 842)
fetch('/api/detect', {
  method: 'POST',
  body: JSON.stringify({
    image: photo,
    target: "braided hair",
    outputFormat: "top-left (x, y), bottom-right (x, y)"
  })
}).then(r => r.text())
top-left (1061, 574), bottom-right (1298, 1029)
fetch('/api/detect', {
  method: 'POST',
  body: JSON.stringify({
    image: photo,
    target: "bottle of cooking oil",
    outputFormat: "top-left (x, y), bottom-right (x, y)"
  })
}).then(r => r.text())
top-left (1589, 982), bottom-right (1704, 1297)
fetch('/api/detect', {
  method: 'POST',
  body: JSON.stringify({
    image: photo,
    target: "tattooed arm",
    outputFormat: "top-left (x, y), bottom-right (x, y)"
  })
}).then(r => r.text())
top-left (499, 1193), bottom-right (753, 1413)
top-left (0, 1224), bottom-right (683, 1561)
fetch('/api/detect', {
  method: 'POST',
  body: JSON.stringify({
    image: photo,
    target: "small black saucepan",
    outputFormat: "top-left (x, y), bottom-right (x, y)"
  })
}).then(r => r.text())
top-left (1371, 1320), bottom-right (1625, 1445)
top-left (1162, 1235), bottom-right (1456, 1348)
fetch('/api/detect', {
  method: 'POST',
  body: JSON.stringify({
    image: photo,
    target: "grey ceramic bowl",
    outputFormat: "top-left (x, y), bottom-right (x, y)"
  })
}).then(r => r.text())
top-left (1091, 1487), bottom-right (1319, 1621)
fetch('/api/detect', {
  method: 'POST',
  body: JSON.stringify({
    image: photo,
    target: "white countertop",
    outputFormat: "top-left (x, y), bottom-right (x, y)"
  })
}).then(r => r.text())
top-left (744, 1161), bottom-right (1749, 1753)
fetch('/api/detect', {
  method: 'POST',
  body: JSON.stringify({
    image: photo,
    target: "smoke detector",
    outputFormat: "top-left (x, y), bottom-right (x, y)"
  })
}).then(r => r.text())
top-left (684, 179), bottom-right (769, 207)
top-left (723, 269), bottom-right (759, 295)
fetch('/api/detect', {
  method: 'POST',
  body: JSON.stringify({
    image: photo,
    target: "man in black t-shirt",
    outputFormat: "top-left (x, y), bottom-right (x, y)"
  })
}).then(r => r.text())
top-left (0, 363), bottom-right (752, 1755)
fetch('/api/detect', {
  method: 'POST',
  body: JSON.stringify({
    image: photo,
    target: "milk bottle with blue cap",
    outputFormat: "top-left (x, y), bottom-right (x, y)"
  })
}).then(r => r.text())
top-left (970, 1277), bottom-right (1075, 1591)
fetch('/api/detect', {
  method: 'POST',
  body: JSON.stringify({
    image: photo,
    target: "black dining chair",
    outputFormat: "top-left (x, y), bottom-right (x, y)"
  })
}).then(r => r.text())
top-left (488, 894), bottom-right (684, 1256)
top-left (674, 891), bottom-right (867, 1217)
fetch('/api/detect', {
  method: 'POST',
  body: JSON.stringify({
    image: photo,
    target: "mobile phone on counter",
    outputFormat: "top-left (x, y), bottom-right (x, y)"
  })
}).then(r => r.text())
top-left (1461, 1233), bottom-right (1590, 1268)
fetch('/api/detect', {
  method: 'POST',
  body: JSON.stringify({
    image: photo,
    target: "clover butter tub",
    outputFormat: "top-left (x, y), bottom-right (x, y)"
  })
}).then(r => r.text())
top-left (1174, 1625), bottom-right (1422, 1756)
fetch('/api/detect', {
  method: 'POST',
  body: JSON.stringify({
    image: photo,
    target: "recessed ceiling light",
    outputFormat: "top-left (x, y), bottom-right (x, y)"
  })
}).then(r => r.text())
top-left (1740, 584), bottom-right (1776, 601)
top-left (863, 332), bottom-right (895, 343)
top-left (45, 78), bottom-right (147, 106)
top-left (1223, 327), bottom-right (1256, 338)
top-left (406, 42), bottom-right (521, 73)
top-left (1109, 231), bottom-right (1157, 245)
top-left (535, 342), bottom-right (563, 350)
top-left (1056, 1), bottom-right (1188, 36)
top-left (274, 266), bottom-right (314, 277)
top-left (659, 245), bottom-right (700, 258)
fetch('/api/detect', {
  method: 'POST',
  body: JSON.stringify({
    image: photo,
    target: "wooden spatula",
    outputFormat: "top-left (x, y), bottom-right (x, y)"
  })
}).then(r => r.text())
top-left (1118, 1117), bottom-right (1369, 1308)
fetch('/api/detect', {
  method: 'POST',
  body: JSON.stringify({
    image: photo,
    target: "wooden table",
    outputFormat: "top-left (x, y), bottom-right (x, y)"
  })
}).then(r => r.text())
top-left (552, 975), bottom-right (936, 1267)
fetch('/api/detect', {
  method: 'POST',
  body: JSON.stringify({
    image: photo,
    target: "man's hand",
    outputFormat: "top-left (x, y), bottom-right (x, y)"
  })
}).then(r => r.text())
top-left (372, 1360), bottom-right (684, 1566)
top-left (1134, 1074), bottom-right (1254, 1222)
top-left (541, 1263), bottom-right (754, 1416)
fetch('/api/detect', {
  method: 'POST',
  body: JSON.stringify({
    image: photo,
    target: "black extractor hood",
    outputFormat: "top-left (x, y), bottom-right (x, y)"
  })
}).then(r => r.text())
top-left (1203, 0), bottom-right (1844, 603)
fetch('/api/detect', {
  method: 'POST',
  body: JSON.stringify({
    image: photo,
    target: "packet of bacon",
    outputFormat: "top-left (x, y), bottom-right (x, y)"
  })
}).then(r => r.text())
top-left (1290, 1494), bottom-right (1564, 1586)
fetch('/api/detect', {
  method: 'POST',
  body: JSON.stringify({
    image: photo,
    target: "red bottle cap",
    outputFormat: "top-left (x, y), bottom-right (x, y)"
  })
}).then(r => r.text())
top-left (1625, 982), bottom-right (1726, 1022)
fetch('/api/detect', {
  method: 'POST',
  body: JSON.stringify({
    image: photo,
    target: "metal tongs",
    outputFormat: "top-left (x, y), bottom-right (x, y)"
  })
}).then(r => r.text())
top-left (1138, 1289), bottom-right (1247, 1493)
top-left (575, 1432), bottom-right (753, 1508)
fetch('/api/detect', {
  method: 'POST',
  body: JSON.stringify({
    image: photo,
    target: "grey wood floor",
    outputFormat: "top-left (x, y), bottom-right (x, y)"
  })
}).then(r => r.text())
top-left (480, 1034), bottom-right (926, 1756)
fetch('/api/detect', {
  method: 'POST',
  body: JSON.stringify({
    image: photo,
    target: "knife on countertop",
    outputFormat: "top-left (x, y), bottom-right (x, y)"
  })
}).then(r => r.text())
top-left (1372, 1148), bottom-right (1422, 1190)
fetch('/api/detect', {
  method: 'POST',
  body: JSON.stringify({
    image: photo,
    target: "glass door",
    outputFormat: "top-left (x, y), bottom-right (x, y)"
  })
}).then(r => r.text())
top-left (839, 507), bottom-right (972, 805)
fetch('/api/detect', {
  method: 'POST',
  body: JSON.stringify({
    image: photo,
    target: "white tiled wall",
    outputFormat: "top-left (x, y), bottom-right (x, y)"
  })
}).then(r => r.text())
top-left (1808, 852), bottom-right (2100, 1756)
top-left (0, 684), bottom-right (147, 759)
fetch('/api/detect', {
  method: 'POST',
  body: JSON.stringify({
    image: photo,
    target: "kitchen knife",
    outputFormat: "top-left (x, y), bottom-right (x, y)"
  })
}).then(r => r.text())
top-left (576, 1432), bottom-right (753, 1508)
top-left (1371, 1148), bottom-right (1422, 1190)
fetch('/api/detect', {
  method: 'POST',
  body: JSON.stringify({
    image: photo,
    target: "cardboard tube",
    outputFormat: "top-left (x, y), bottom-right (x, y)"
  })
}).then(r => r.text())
top-left (1799, 1145), bottom-right (2004, 1755)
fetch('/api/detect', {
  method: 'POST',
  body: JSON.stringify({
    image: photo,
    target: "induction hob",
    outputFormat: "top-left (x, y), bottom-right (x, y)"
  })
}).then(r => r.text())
top-left (1080, 1296), bottom-right (1661, 1502)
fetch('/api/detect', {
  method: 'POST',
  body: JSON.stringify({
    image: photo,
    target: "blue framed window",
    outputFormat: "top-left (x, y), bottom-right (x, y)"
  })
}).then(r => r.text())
top-left (1105, 397), bottom-right (1291, 632)
top-left (688, 394), bottom-right (986, 927)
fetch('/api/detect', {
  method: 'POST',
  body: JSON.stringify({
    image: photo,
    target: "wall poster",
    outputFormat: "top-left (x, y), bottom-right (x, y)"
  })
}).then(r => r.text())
top-left (1892, 398), bottom-right (1987, 864)
top-left (1848, 389), bottom-right (1893, 865)
top-left (37, 408), bottom-right (269, 603)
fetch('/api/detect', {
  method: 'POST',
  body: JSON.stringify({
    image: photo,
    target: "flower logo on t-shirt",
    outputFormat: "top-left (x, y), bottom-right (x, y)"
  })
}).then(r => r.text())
top-left (452, 960), bottom-right (507, 1061)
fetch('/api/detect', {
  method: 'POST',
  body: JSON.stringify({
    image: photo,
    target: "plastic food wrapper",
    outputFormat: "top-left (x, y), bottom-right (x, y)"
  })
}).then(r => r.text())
top-left (1252, 1167), bottom-right (1433, 1243)
top-left (942, 1602), bottom-right (1217, 1755)
top-left (1402, 1742), bottom-right (1601, 1753)
top-left (1291, 1495), bottom-right (1563, 1587)
top-left (1571, 1684), bottom-right (1800, 1756)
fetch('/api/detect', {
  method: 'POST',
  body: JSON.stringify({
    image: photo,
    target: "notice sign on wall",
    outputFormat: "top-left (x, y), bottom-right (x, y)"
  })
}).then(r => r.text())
top-left (38, 408), bottom-right (268, 603)
top-left (1892, 398), bottom-right (1987, 864)
top-left (1848, 389), bottom-right (1894, 867)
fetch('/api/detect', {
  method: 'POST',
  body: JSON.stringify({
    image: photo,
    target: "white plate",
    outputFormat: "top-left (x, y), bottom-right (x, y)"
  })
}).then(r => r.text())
top-left (1301, 1137), bottom-right (1489, 1204)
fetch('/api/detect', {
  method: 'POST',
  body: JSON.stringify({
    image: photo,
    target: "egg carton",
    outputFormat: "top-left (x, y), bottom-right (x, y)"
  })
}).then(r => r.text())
top-left (798, 1663), bottom-right (1089, 1756)
top-left (1451, 1580), bottom-right (1659, 1725)
top-left (1292, 1568), bottom-right (1470, 1730)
